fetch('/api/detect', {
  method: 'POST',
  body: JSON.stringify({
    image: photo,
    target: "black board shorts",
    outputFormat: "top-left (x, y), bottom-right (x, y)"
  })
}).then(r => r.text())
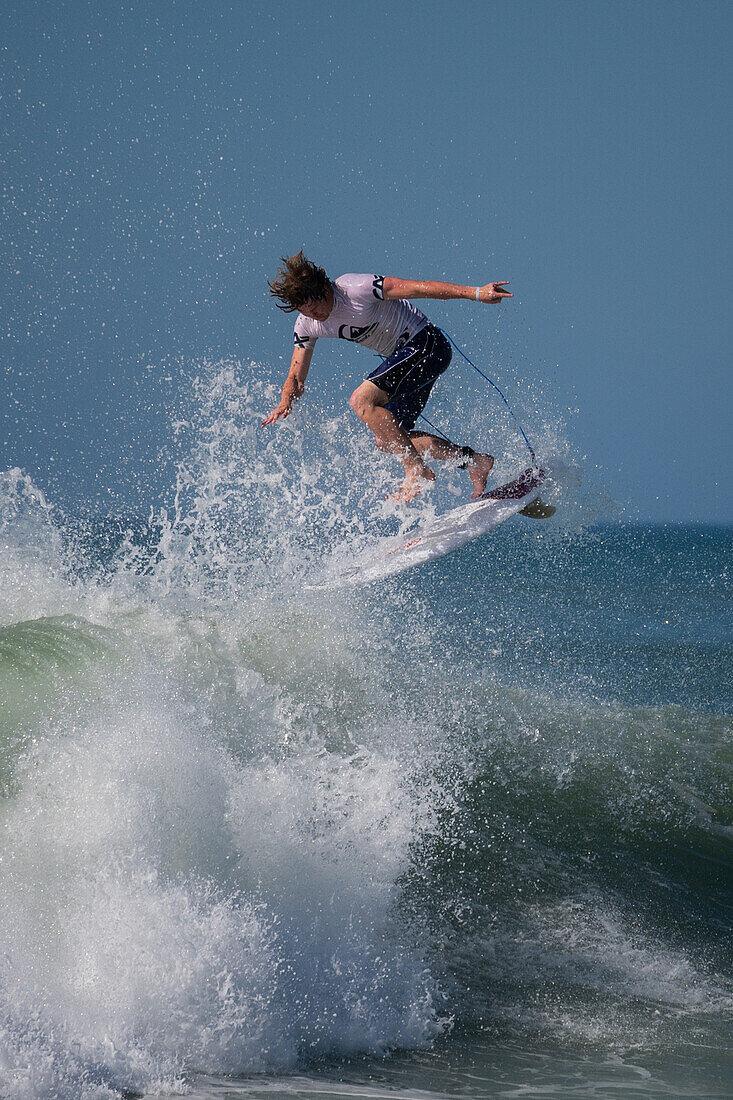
top-left (365, 323), bottom-right (452, 432)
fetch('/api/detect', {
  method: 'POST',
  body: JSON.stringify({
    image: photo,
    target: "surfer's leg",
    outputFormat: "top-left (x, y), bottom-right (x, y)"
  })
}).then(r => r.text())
top-left (356, 327), bottom-right (454, 502)
top-left (409, 433), bottom-right (494, 500)
top-left (409, 431), bottom-right (465, 461)
top-left (349, 381), bottom-right (436, 500)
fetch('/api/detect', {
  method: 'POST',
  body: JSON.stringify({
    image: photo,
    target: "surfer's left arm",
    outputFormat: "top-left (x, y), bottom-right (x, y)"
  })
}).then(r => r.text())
top-left (261, 346), bottom-right (313, 426)
top-left (382, 278), bottom-right (512, 304)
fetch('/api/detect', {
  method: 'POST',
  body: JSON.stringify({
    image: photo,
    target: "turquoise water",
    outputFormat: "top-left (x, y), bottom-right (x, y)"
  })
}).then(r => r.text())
top-left (0, 373), bottom-right (730, 1099)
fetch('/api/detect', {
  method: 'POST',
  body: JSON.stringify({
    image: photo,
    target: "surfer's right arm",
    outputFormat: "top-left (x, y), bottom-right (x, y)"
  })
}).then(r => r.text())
top-left (383, 278), bottom-right (512, 304)
top-left (261, 346), bottom-right (313, 426)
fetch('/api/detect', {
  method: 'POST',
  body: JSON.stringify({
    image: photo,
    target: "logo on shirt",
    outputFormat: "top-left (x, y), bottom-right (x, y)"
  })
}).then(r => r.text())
top-left (372, 275), bottom-right (385, 300)
top-left (338, 322), bottom-right (379, 343)
top-left (293, 332), bottom-right (311, 349)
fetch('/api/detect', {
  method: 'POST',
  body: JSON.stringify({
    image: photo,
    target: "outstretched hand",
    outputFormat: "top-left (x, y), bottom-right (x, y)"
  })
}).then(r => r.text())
top-left (261, 403), bottom-right (291, 427)
top-left (261, 376), bottom-right (304, 427)
top-left (477, 282), bottom-right (513, 303)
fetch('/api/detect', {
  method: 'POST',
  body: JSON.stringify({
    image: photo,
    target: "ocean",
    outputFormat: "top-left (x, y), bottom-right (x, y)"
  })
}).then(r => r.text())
top-left (0, 369), bottom-right (730, 1099)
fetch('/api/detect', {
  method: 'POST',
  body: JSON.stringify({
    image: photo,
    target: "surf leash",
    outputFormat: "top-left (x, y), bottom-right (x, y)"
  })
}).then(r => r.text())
top-left (440, 332), bottom-right (537, 464)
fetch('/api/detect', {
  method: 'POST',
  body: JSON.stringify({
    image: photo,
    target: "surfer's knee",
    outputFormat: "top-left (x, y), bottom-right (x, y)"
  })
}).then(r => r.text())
top-left (349, 387), bottom-right (375, 422)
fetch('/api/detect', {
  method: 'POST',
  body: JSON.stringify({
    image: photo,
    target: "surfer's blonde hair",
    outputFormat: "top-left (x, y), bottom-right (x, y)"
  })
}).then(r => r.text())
top-left (268, 251), bottom-right (330, 312)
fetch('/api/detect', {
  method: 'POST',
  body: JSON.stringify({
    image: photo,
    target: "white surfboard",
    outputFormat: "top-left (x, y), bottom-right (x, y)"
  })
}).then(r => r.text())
top-left (307, 467), bottom-right (547, 589)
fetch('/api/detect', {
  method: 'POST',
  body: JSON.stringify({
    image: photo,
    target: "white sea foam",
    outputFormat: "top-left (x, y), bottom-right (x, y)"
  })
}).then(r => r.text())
top-left (0, 657), bottom-right (443, 1096)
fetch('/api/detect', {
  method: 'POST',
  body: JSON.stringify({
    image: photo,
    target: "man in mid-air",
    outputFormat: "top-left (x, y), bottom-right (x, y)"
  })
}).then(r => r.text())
top-left (262, 252), bottom-right (513, 503)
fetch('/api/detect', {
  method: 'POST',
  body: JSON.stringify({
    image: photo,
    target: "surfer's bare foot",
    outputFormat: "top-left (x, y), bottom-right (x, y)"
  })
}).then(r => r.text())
top-left (390, 468), bottom-right (436, 503)
top-left (468, 453), bottom-right (494, 499)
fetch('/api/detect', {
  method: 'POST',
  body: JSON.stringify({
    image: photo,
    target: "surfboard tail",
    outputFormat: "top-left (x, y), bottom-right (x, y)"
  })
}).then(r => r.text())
top-left (480, 466), bottom-right (544, 502)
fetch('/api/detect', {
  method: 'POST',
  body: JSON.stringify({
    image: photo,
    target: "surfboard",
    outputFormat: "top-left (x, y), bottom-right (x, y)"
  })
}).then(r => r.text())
top-left (307, 466), bottom-right (548, 589)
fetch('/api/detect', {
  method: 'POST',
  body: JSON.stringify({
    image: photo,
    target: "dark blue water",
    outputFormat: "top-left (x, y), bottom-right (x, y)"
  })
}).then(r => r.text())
top-left (426, 523), bottom-right (732, 713)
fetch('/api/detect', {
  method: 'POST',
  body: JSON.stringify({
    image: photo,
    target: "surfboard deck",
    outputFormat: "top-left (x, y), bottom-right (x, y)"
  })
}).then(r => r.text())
top-left (306, 467), bottom-right (546, 589)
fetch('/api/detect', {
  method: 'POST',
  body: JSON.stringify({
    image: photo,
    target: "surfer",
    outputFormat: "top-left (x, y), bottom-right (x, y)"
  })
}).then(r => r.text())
top-left (262, 252), bottom-right (513, 502)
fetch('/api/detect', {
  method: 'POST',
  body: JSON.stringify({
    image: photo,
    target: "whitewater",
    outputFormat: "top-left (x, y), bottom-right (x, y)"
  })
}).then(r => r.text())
top-left (0, 365), bottom-right (730, 1099)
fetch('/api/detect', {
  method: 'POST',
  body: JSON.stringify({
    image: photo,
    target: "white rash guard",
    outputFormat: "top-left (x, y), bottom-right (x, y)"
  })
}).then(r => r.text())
top-left (293, 274), bottom-right (429, 358)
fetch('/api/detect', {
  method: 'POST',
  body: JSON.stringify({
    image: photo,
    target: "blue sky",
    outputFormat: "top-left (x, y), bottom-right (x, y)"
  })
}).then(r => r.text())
top-left (2, 0), bottom-right (731, 521)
